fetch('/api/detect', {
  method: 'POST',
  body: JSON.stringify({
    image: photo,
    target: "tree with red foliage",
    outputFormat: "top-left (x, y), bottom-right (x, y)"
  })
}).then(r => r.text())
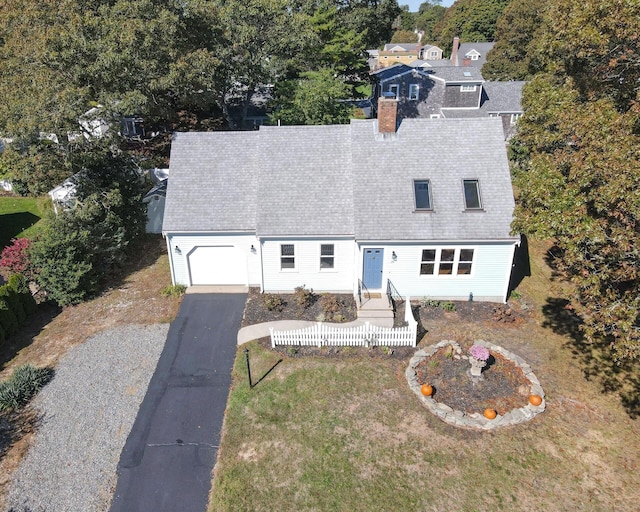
top-left (0, 238), bottom-right (31, 276)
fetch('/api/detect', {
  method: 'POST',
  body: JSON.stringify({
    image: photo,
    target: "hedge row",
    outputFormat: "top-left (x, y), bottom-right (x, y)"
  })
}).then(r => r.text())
top-left (0, 274), bottom-right (37, 345)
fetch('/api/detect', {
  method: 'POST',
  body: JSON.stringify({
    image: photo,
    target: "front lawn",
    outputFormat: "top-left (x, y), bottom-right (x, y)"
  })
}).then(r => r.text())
top-left (0, 196), bottom-right (49, 248)
top-left (210, 239), bottom-right (640, 511)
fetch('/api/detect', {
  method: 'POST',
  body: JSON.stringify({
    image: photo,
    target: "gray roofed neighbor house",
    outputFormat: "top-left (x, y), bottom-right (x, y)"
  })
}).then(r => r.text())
top-left (479, 81), bottom-right (525, 113)
top-left (457, 42), bottom-right (495, 68)
top-left (163, 118), bottom-right (517, 242)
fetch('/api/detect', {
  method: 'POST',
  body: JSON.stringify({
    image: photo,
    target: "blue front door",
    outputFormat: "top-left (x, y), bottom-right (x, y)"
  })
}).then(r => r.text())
top-left (363, 248), bottom-right (384, 289)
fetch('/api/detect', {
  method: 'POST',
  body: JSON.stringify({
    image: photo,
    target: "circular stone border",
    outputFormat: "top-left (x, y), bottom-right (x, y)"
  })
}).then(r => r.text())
top-left (406, 340), bottom-right (545, 430)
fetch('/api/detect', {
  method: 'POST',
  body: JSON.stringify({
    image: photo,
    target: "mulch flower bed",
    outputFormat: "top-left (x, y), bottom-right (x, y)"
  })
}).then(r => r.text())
top-left (414, 347), bottom-right (531, 415)
top-left (242, 288), bottom-right (357, 328)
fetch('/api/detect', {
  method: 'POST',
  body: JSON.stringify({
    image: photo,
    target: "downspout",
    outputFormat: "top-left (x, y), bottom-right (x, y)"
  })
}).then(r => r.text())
top-left (259, 238), bottom-right (265, 293)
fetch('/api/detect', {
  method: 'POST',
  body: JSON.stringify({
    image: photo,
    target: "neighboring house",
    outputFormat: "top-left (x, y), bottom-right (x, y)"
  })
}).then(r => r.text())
top-left (376, 43), bottom-right (444, 69)
top-left (371, 64), bottom-right (523, 138)
top-left (451, 37), bottom-right (495, 68)
top-left (48, 174), bottom-right (81, 214)
top-left (441, 81), bottom-right (526, 139)
top-left (143, 179), bottom-right (167, 234)
top-left (371, 64), bottom-right (484, 120)
top-left (162, 104), bottom-right (519, 303)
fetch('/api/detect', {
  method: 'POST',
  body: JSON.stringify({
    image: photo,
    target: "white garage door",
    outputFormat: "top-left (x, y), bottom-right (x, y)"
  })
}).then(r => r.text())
top-left (188, 246), bottom-right (247, 285)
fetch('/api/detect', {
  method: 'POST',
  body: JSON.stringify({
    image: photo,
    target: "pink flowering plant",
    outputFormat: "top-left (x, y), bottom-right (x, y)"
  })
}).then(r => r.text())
top-left (469, 344), bottom-right (490, 361)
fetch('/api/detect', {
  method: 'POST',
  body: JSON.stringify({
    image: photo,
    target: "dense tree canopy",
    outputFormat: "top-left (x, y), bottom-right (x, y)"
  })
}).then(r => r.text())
top-left (511, 0), bottom-right (640, 360)
top-left (433, 0), bottom-right (509, 53)
top-left (415, 1), bottom-right (446, 43)
top-left (482, 0), bottom-right (548, 80)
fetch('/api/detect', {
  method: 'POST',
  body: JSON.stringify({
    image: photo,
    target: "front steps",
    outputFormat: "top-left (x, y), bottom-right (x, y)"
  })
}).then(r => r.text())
top-left (357, 296), bottom-right (394, 328)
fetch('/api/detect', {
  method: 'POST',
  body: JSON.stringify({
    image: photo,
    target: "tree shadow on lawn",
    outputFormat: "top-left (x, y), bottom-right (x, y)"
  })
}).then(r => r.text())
top-left (95, 233), bottom-right (168, 293)
top-left (0, 303), bottom-right (62, 373)
top-left (0, 212), bottom-right (40, 248)
top-left (542, 296), bottom-right (640, 419)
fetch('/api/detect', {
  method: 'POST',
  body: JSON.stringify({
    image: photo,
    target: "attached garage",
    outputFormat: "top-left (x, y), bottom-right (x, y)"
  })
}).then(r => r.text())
top-left (187, 246), bottom-right (248, 286)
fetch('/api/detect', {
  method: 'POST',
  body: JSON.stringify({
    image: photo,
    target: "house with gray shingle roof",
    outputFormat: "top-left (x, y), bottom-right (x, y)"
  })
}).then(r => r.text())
top-left (370, 64), bottom-right (524, 138)
top-left (163, 110), bottom-right (520, 302)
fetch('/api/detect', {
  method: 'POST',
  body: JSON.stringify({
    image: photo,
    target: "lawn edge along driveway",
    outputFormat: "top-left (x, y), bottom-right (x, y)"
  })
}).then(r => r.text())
top-left (110, 293), bottom-right (247, 512)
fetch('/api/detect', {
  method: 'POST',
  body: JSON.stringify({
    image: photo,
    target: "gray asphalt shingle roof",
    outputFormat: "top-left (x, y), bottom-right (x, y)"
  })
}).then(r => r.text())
top-left (480, 81), bottom-right (525, 113)
top-left (164, 118), bottom-right (517, 242)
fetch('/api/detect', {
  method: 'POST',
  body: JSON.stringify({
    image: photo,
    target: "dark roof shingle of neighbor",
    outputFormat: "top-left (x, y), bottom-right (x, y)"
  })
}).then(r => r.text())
top-left (164, 118), bottom-right (517, 242)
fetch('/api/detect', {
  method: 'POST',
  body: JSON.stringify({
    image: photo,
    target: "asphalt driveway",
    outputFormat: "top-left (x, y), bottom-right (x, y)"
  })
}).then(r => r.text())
top-left (109, 293), bottom-right (247, 512)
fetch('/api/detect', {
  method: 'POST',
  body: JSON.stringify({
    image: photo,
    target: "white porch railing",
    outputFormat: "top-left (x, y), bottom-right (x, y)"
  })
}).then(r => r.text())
top-left (270, 296), bottom-right (417, 348)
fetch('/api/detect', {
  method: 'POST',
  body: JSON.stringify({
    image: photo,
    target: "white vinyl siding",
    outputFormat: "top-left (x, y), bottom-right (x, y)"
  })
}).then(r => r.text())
top-left (262, 239), bottom-right (355, 293)
top-left (370, 243), bottom-right (516, 302)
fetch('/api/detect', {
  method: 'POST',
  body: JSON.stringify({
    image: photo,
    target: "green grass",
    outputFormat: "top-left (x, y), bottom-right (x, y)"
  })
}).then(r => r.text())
top-left (0, 196), bottom-right (49, 247)
top-left (210, 240), bottom-right (640, 511)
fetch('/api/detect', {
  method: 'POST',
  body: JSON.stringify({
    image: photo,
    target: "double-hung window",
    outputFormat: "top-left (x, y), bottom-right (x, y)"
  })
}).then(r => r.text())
top-left (409, 84), bottom-right (419, 100)
top-left (280, 244), bottom-right (295, 269)
top-left (460, 84), bottom-right (476, 92)
top-left (320, 244), bottom-right (334, 269)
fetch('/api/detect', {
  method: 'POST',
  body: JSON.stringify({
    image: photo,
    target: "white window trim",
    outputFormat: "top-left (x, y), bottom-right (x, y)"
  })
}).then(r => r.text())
top-left (409, 84), bottom-right (419, 101)
top-left (460, 85), bottom-right (477, 92)
top-left (280, 243), bottom-right (297, 271)
top-left (419, 248), bottom-right (476, 277)
top-left (319, 243), bottom-right (337, 272)
top-left (430, 114), bottom-right (441, 119)
top-left (510, 113), bottom-right (521, 125)
top-left (470, 54), bottom-right (479, 60)
top-left (389, 84), bottom-right (399, 99)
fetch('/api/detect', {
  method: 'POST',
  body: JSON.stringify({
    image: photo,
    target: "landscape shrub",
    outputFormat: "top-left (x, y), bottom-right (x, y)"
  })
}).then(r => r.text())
top-left (161, 284), bottom-right (187, 298)
top-left (0, 364), bottom-right (53, 412)
top-left (0, 238), bottom-right (31, 275)
top-left (262, 293), bottom-right (285, 312)
top-left (0, 283), bottom-right (26, 323)
top-left (0, 296), bottom-right (19, 337)
top-left (7, 273), bottom-right (37, 314)
top-left (293, 285), bottom-right (315, 309)
top-left (319, 293), bottom-right (343, 319)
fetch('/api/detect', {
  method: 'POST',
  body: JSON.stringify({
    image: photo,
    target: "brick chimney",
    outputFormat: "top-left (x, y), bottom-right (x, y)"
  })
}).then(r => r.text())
top-left (377, 97), bottom-right (398, 133)
top-left (463, 57), bottom-right (471, 67)
top-left (451, 36), bottom-right (460, 66)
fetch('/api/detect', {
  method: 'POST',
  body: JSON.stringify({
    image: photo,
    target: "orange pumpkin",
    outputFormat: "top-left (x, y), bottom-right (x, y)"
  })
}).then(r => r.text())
top-left (420, 384), bottom-right (433, 396)
top-left (529, 394), bottom-right (543, 406)
top-left (483, 408), bottom-right (497, 420)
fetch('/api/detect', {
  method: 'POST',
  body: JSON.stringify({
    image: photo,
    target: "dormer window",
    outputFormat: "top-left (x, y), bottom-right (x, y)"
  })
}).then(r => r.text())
top-left (409, 84), bottom-right (419, 100)
top-left (413, 179), bottom-right (432, 210)
top-left (463, 179), bottom-right (482, 209)
top-left (460, 85), bottom-right (476, 92)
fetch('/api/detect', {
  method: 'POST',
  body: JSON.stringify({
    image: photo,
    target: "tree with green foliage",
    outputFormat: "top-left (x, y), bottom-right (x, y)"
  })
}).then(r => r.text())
top-left (433, 0), bottom-right (510, 54)
top-left (415, 1), bottom-right (446, 43)
top-left (271, 69), bottom-right (355, 125)
top-left (512, 0), bottom-right (640, 361)
top-left (390, 30), bottom-right (419, 44)
top-left (0, 0), bottom-right (226, 140)
top-left (29, 146), bottom-right (146, 306)
top-left (482, 0), bottom-right (548, 80)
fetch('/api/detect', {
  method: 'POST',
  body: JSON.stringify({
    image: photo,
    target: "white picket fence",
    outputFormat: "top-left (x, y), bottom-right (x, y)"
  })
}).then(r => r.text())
top-left (270, 297), bottom-right (418, 348)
